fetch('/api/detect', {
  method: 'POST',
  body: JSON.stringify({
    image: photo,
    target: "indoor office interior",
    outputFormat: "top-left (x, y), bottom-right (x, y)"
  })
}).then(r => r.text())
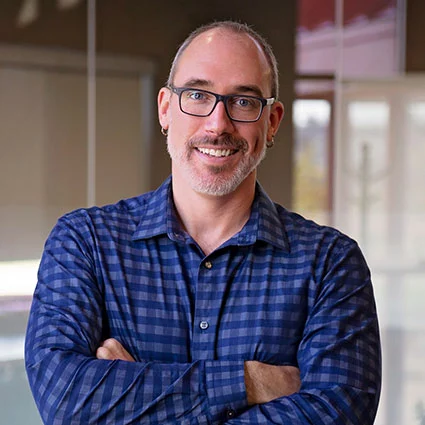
top-left (0, 1), bottom-right (424, 424)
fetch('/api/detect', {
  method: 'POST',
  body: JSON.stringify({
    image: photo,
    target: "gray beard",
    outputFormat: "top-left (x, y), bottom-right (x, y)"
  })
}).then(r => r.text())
top-left (167, 134), bottom-right (267, 196)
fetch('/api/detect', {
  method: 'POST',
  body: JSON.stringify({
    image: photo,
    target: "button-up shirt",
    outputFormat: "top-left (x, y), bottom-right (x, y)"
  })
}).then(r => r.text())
top-left (25, 177), bottom-right (381, 424)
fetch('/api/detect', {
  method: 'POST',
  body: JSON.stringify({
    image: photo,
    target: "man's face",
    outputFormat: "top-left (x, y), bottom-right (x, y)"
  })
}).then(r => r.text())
top-left (158, 29), bottom-right (284, 197)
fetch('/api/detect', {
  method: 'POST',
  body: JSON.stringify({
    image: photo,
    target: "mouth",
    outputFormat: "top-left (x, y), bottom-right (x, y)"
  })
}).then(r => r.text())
top-left (196, 147), bottom-right (238, 158)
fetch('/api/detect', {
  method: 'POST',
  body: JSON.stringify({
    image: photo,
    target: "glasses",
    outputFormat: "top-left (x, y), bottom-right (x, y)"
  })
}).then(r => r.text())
top-left (168, 85), bottom-right (275, 123)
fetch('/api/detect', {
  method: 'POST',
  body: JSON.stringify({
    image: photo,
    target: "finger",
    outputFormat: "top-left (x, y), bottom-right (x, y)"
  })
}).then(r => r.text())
top-left (96, 346), bottom-right (113, 360)
top-left (98, 338), bottom-right (135, 362)
top-left (102, 338), bottom-right (129, 359)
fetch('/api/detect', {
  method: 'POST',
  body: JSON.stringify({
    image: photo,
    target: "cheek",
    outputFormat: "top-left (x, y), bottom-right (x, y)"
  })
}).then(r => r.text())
top-left (169, 111), bottom-right (197, 138)
top-left (246, 127), bottom-right (267, 153)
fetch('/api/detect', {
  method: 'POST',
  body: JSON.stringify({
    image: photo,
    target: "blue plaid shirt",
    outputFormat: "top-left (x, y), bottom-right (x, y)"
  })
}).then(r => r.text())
top-left (25, 177), bottom-right (381, 424)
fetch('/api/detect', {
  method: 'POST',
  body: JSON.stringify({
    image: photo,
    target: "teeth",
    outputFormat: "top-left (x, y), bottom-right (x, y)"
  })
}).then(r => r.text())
top-left (198, 147), bottom-right (233, 157)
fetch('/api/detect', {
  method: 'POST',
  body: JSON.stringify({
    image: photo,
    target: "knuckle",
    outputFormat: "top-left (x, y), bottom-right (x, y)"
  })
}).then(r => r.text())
top-left (103, 338), bottom-right (117, 348)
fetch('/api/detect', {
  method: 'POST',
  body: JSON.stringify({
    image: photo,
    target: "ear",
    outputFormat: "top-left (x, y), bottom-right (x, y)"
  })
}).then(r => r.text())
top-left (158, 87), bottom-right (171, 130)
top-left (267, 101), bottom-right (284, 141)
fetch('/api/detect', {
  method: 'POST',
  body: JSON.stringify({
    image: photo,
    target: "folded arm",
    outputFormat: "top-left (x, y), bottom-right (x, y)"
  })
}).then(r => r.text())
top-left (224, 239), bottom-right (382, 424)
top-left (97, 338), bottom-right (301, 405)
top-left (25, 219), bottom-right (247, 424)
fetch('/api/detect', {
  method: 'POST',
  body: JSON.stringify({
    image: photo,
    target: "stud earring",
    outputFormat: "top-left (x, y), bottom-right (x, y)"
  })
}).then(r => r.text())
top-left (266, 136), bottom-right (275, 148)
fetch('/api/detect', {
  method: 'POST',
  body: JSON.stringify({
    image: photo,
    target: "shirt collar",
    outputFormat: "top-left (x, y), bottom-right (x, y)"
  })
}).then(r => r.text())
top-left (132, 177), bottom-right (289, 252)
top-left (132, 176), bottom-right (176, 241)
top-left (233, 182), bottom-right (289, 251)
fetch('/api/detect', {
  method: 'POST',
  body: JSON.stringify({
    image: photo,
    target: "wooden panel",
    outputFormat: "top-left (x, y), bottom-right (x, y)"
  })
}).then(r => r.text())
top-left (405, 0), bottom-right (425, 72)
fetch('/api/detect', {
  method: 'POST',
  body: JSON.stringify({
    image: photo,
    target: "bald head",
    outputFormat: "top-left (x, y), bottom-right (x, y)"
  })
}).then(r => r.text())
top-left (166, 21), bottom-right (279, 99)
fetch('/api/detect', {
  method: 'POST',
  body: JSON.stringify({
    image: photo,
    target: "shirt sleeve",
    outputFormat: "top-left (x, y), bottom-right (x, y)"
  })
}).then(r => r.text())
top-left (24, 217), bottom-right (247, 425)
top-left (225, 238), bottom-right (381, 425)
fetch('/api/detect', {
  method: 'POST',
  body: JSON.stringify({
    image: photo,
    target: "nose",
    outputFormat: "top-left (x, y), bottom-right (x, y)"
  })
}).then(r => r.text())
top-left (204, 100), bottom-right (235, 135)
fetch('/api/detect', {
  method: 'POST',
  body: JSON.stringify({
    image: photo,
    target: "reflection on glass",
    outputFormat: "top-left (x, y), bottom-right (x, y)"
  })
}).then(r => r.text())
top-left (345, 101), bottom-right (390, 254)
top-left (335, 82), bottom-right (425, 425)
top-left (293, 99), bottom-right (331, 224)
top-left (296, 0), bottom-right (399, 78)
top-left (0, 2), bottom-right (152, 423)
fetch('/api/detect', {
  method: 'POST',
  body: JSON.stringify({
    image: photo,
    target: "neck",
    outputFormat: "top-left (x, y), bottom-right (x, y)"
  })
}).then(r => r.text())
top-left (172, 173), bottom-right (256, 256)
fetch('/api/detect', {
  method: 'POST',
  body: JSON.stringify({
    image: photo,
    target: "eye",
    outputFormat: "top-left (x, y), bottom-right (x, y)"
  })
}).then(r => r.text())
top-left (231, 96), bottom-right (258, 109)
top-left (236, 97), bottom-right (251, 107)
top-left (185, 90), bottom-right (207, 101)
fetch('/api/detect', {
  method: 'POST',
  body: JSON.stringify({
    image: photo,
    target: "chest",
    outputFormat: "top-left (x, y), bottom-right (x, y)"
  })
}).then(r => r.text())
top-left (98, 239), bottom-right (312, 364)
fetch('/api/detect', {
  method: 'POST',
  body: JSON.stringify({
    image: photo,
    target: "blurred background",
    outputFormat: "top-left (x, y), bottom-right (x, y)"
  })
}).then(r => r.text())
top-left (0, 0), bottom-right (424, 424)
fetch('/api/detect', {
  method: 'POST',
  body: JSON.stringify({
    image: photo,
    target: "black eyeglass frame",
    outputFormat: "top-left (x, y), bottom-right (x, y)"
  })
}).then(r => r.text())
top-left (168, 85), bottom-right (276, 123)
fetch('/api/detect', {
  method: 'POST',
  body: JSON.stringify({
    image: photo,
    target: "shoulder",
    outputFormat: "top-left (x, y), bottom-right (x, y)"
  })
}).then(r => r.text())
top-left (47, 177), bottom-right (172, 249)
top-left (59, 191), bottom-right (154, 230)
top-left (274, 207), bottom-right (371, 297)
top-left (275, 204), bottom-right (360, 258)
top-left (255, 183), bottom-right (357, 256)
top-left (44, 190), bottom-right (159, 252)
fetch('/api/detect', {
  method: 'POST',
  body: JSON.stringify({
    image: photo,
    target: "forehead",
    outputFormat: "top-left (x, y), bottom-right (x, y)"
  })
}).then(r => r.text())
top-left (174, 29), bottom-right (272, 95)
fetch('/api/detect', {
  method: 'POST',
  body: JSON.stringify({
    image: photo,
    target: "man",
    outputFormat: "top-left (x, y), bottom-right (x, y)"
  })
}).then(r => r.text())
top-left (25, 21), bottom-right (381, 424)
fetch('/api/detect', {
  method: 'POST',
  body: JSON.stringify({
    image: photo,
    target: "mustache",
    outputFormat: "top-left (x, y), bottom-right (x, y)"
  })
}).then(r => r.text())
top-left (188, 134), bottom-right (248, 152)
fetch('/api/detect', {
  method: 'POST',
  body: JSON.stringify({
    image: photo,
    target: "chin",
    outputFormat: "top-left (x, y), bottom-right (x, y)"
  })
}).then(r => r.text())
top-left (188, 168), bottom-right (252, 197)
top-left (192, 182), bottom-right (238, 197)
top-left (173, 142), bottom-right (267, 197)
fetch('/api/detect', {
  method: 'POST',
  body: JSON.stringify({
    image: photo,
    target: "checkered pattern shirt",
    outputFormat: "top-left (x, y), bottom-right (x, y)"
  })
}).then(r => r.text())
top-left (25, 177), bottom-right (381, 424)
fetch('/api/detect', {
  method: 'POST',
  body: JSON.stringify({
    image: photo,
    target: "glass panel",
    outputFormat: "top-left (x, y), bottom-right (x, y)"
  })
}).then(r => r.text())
top-left (293, 97), bottom-right (332, 224)
top-left (296, 0), bottom-right (337, 74)
top-left (95, 74), bottom-right (148, 205)
top-left (0, 3), bottom-right (153, 423)
top-left (334, 79), bottom-right (425, 425)
top-left (0, 3), bottom-right (89, 423)
top-left (402, 100), bottom-right (425, 425)
top-left (296, 0), bottom-right (336, 74)
top-left (0, 56), bottom-right (88, 281)
top-left (344, 100), bottom-right (390, 256)
top-left (297, 0), bottom-right (400, 78)
top-left (342, 0), bottom-right (399, 78)
top-left (405, 101), bottom-right (425, 265)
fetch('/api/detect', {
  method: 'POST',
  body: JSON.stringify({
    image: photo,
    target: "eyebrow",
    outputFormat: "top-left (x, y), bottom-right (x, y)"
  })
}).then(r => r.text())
top-left (181, 78), bottom-right (212, 88)
top-left (233, 85), bottom-right (264, 98)
top-left (179, 79), bottom-right (266, 98)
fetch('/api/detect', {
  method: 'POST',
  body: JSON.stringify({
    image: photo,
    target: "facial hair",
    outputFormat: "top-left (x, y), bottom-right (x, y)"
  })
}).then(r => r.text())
top-left (167, 134), bottom-right (267, 196)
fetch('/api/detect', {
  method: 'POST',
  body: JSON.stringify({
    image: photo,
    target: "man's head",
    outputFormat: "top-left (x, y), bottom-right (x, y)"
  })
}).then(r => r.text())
top-left (158, 21), bottom-right (284, 197)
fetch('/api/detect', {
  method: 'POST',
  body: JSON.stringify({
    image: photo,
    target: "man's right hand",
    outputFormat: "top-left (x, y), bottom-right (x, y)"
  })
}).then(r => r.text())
top-left (244, 361), bottom-right (301, 405)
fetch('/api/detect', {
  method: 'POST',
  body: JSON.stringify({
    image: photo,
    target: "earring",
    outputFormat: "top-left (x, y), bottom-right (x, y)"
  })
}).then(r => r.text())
top-left (266, 136), bottom-right (275, 148)
top-left (161, 127), bottom-right (168, 137)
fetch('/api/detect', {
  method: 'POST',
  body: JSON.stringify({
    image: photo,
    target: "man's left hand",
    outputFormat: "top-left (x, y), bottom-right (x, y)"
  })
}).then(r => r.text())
top-left (96, 338), bottom-right (135, 362)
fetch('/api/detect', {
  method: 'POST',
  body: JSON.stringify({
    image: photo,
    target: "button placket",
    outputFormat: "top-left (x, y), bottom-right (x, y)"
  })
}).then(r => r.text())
top-left (200, 261), bottom-right (212, 332)
top-left (200, 262), bottom-right (212, 335)
top-left (191, 257), bottom-right (218, 359)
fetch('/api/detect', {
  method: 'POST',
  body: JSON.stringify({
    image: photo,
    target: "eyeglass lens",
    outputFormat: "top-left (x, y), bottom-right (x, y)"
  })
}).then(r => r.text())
top-left (180, 89), bottom-right (262, 121)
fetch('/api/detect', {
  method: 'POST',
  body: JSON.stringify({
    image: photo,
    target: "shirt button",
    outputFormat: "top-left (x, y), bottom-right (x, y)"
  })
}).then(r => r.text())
top-left (204, 261), bottom-right (212, 269)
top-left (199, 320), bottom-right (209, 330)
top-left (226, 408), bottom-right (236, 419)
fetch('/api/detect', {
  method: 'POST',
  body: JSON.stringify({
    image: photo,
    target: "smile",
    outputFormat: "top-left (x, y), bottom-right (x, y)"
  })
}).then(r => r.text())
top-left (196, 147), bottom-right (236, 157)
